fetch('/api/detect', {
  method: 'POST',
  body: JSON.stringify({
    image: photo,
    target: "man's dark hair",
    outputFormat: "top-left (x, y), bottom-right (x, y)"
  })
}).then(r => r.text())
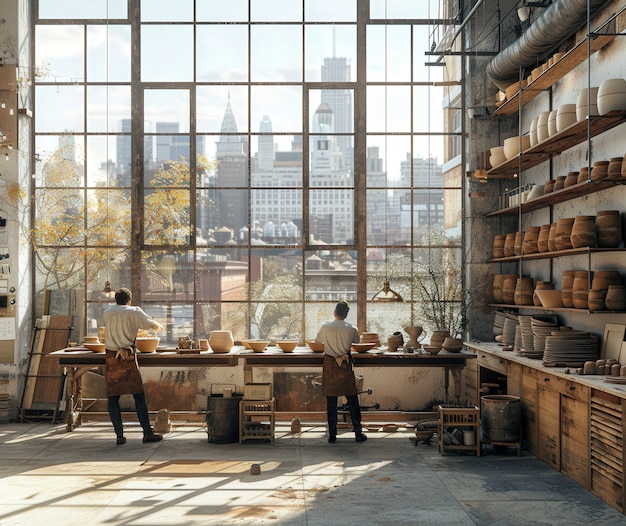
top-left (115, 287), bottom-right (132, 305)
top-left (335, 301), bottom-right (350, 319)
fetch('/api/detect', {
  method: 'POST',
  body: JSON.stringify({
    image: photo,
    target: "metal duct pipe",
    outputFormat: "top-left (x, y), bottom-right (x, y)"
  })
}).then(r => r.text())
top-left (486, 0), bottom-right (608, 90)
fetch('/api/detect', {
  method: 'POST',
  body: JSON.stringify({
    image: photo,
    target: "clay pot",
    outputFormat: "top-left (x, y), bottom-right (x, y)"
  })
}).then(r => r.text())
top-left (564, 172), bottom-right (579, 187)
top-left (547, 223), bottom-right (558, 252)
top-left (529, 116), bottom-right (539, 147)
top-left (544, 179), bottom-right (555, 194)
top-left (533, 281), bottom-right (553, 306)
top-left (596, 210), bottom-right (623, 248)
top-left (591, 270), bottom-right (623, 291)
top-left (561, 269), bottom-right (577, 308)
top-left (502, 274), bottom-right (518, 304)
top-left (522, 226), bottom-right (541, 254)
top-left (537, 111), bottom-right (550, 142)
top-left (513, 231), bottom-right (522, 256)
top-left (556, 104), bottom-right (577, 132)
top-left (608, 157), bottom-right (623, 177)
top-left (514, 276), bottom-right (534, 305)
top-left (577, 166), bottom-right (589, 183)
top-left (504, 233), bottom-right (516, 257)
top-left (430, 330), bottom-right (450, 349)
top-left (572, 270), bottom-right (590, 309)
top-left (547, 110), bottom-right (558, 137)
top-left (554, 217), bottom-right (574, 251)
top-left (493, 234), bottom-right (506, 259)
top-left (209, 330), bottom-right (235, 353)
top-left (588, 289), bottom-right (607, 312)
top-left (597, 78), bottom-right (626, 115)
top-left (605, 284), bottom-right (626, 311)
top-left (489, 146), bottom-right (507, 167)
top-left (537, 224), bottom-right (551, 252)
top-left (570, 215), bottom-right (596, 249)
top-left (492, 274), bottom-right (505, 303)
top-left (361, 333), bottom-right (381, 346)
top-left (591, 160), bottom-right (609, 181)
top-left (576, 87), bottom-right (599, 121)
top-left (404, 326), bottom-right (425, 348)
top-left (552, 175), bottom-right (567, 192)
top-left (503, 135), bottom-right (531, 160)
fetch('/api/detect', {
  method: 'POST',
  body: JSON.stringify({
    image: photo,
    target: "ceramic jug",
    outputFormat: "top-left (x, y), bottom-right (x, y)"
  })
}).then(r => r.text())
top-left (404, 326), bottom-right (425, 348)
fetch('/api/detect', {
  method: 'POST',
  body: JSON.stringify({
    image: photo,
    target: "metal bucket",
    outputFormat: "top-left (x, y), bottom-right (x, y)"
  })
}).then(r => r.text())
top-left (481, 395), bottom-right (521, 442)
top-left (206, 395), bottom-right (241, 443)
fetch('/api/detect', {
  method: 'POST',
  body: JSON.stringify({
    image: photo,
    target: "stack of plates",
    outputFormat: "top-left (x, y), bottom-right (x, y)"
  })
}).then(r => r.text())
top-left (514, 325), bottom-right (523, 352)
top-left (493, 310), bottom-right (507, 337)
top-left (518, 315), bottom-right (535, 351)
top-left (531, 316), bottom-right (559, 351)
top-left (501, 313), bottom-right (519, 347)
top-left (542, 331), bottom-right (599, 367)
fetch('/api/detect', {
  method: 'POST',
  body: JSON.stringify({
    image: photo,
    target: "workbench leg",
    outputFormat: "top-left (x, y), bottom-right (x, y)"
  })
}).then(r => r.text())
top-left (443, 367), bottom-right (450, 405)
top-left (451, 368), bottom-right (462, 403)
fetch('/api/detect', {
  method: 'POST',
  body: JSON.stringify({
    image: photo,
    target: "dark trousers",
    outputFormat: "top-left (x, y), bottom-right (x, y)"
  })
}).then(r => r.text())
top-left (108, 393), bottom-right (152, 437)
top-left (327, 394), bottom-right (363, 437)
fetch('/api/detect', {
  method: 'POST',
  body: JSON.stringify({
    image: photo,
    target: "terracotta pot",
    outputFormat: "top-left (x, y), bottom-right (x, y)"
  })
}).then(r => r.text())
top-left (570, 215), bottom-right (596, 248)
top-left (591, 270), bottom-right (622, 291)
top-left (564, 172), bottom-right (579, 187)
top-left (577, 166), bottom-right (589, 183)
top-left (537, 224), bottom-right (551, 252)
top-left (554, 217), bottom-right (575, 251)
top-left (588, 289), bottom-right (607, 312)
top-left (514, 276), bottom-right (534, 305)
top-left (493, 234), bottom-right (506, 259)
top-left (591, 160), bottom-right (609, 181)
top-left (514, 231), bottom-right (522, 256)
top-left (522, 226), bottom-right (541, 254)
top-left (596, 210), bottom-right (623, 248)
top-left (608, 157), bottom-right (623, 176)
top-left (561, 269), bottom-right (577, 308)
top-left (502, 274), bottom-right (518, 304)
top-left (544, 179), bottom-right (555, 194)
top-left (404, 326), bottom-right (425, 348)
top-left (492, 274), bottom-right (505, 303)
top-left (430, 330), bottom-right (450, 349)
top-left (209, 330), bottom-right (234, 353)
top-left (504, 233), bottom-right (516, 257)
top-left (547, 223), bottom-right (558, 252)
top-left (572, 270), bottom-right (590, 309)
top-left (605, 284), bottom-right (626, 311)
top-left (533, 281), bottom-right (553, 306)
top-left (552, 176), bottom-right (567, 192)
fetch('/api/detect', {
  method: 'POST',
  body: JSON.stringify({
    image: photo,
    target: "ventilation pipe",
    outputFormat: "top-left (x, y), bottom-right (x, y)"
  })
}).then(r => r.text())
top-left (486, 0), bottom-right (609, 91)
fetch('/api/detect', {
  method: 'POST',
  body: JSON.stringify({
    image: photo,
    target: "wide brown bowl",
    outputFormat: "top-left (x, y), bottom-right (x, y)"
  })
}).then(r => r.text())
top-left (276, 340), bottom-right (298, 352)
top-left (442, 345), bottom-right (463, 353)
top-left (84, 343), bottom-right (105, 353)
top-left (351, 342), bottom-right (376, 353)
top-left (248, 340), bottom-right (270, 352)
top-left (135, 337), bottom-right (159, 353)
top-left (306, 340), bottom-right (325, 352)
top-left (422, 346), bottom-right (441, 354)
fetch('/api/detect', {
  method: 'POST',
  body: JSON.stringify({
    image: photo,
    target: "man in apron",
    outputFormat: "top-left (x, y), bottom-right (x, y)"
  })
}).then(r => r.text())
top-left (103, 287), bottom-right (164, 445)
top-left (315, 301), bottom-right (367, 444)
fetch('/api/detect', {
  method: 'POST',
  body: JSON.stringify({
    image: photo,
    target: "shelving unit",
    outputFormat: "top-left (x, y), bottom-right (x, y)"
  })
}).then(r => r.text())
top-left (438, 405), bottom-right (481, 456)
top-left (239, 383), bottom-right (275, 444)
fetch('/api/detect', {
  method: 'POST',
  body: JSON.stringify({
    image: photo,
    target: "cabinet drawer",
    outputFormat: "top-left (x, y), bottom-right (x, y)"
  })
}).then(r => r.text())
top-left (477, 351), bottom-right (508, 375)
top-left (537, 372), bottom-right (590, 402)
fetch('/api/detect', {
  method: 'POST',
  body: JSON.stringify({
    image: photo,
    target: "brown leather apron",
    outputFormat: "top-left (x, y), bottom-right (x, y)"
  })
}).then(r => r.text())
top-left (322, 354), bottom-right (357, 397)
top-left (105, 349), bottom-right (144, 396)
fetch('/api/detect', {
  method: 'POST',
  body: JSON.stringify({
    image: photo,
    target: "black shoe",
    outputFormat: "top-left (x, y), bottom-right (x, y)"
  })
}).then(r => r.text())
top-left (328, 435), bottom-right (336, 444)
top-left (143, 433), bottom-right (163, 443)
top-left (116, 436), bottom-right (126, 445)
top-left (355, 433), bottom-right (367, 443)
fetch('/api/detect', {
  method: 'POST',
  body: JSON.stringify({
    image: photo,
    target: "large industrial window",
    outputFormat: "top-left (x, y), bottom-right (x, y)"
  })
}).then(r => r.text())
top-left (32, 0), bottom-right (464, 344)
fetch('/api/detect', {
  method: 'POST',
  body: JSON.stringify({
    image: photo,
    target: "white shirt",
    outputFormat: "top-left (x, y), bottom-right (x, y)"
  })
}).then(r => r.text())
top-left (103, 304), bottom-right (155, 351)
top-left (315, 319), bottom-right (360, 358)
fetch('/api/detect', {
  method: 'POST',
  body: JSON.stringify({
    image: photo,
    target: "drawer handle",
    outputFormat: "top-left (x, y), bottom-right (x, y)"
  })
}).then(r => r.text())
top-left (569, 386), bottom-right (576, 391)
top-left (544, 377), bottom-right (550, 382)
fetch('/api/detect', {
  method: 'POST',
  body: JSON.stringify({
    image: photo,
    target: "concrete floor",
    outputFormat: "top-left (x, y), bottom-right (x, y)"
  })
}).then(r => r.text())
top-left (0, 420), bottom-right (624, 526)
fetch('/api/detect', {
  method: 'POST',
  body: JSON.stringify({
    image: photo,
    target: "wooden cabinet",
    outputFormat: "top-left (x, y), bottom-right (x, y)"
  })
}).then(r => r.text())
top-left (240, 398), bottom-right (275, 444)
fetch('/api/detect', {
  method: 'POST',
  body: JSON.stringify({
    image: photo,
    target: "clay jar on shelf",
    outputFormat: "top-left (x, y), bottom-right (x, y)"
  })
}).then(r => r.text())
top-left (514, 276), bottom-right (535, 306)
top-left (513, 231), bottom-right (522, 256)
top-left (605, 284), bottom-right (626, 311)
top-left (547, 223), bottom-right (558, 251)
top-left (608, 157), bottom-right (623, 176)
top-left (493, 234), bottom-right (506, 259)
top-left (577, 166), bottom-right (590, 183)
top-left (504, 232), bottom-right (516, 257)
top-left (588, 289), bottom-right (607, 312)
top-left (502, 274), bottom-right (518, 304)
top-left (492, 274), bottom-right (505, 303)
top-left (561, 269), bottom-right (577, 308)
top-left (591, 160), bottom-right (609, 181)
top-left (596, 210), bottom-right (623, 248)
top-left (537, 224), bottom-right (551, 252)
top-left (533, 281), bottom-right (553, 306)
top-left (554, 217), bottom-right (575, 251)
top-left (570, 215), bottom-right (596, 249)
top-left (552, 175), bottom-right (567, 192)
top-left (522, 226), bottom-right (541, 254)
top-left (544, 179), bottom-right (555, 194)
top-left (591, 270), bottom-right (622, 292)
top-left (564, 171), bottom-right (579, 187)
top-left (572, 270), bottom-right (590, 309)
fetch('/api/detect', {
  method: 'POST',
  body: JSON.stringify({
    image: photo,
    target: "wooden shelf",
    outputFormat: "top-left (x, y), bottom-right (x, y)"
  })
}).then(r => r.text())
top-left (489, 247), bottom-right (626, 262)
top-left (487, 177), bottom-right (625, 217)
top-left (488, 303), bottom-right (625, 314)
top-left (494, 30), bottom-right (617, 116)
top-left (487, 111), bottom-right (626, 179)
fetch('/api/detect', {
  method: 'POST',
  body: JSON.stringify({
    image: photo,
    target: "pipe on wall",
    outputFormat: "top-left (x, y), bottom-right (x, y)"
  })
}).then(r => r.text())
top-left (486, 0), bottom-right (609, 90)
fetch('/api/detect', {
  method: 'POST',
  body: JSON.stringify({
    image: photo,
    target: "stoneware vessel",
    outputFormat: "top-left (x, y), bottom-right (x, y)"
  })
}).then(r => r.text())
top-left (597, 78), bottom-right (626, 115)
top-left (576, 87), bottom-right (599, 121)
top-left (209, 330), bottom-right (234, 353)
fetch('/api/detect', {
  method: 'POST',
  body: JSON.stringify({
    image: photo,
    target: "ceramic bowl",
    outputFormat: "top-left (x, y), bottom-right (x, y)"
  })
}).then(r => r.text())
top-left (351, 342), bottom-right (377, 353)
top-left (135, 337), bottom-right (159, 353)
top-left (556, 104), bottom-right (577, 133)
top-left (306, 340), bottom-right (325, 352)
top-left (535, 289), bottom-right (564, 308)
top-left (503, 135), bottom-right (531, 160)
top-left (240, 339), bottom-right (253, 349)
top-left (489, 146), bottom-right (506, 166)
top-left (442, 345), bottom-right (463, 353)
top-left (276, 340), bottom-right (298, 352)
top-left (84, 342), bottom-right (105, 353)
top-left (83, 336), bottom-right (99, 343)
top-left (248, 340), bottom-right (270, 352)
top-left (422, 346), bottom-right (441, 354)
top-left (527, 185), bottom-right (545, 200)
